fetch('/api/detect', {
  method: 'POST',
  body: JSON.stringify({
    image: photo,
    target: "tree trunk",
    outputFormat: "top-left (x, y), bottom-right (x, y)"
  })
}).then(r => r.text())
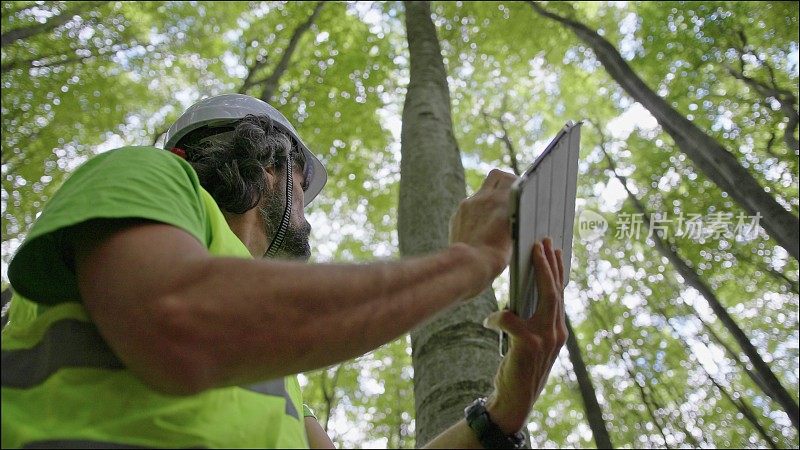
top-left (400, 1), bottom-right (501, 444)
top-left (591, 122), bottom-right (800, 431)
top-left (565, 316), bottom-right (615, 449)
top-left (528, 1), bottom-right (800, 261)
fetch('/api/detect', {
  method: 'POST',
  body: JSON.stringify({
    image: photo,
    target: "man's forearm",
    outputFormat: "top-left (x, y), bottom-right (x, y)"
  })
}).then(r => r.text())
top-left (160, 243), bottom-right (491, 391)
top-left (423, 419), bottom-right (483, 449)
top-left (422, 398), bottom-right (522, 449)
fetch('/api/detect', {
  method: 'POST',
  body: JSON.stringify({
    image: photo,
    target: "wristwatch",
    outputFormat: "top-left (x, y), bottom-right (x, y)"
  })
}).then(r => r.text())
top-left (464, 397), bottom-right (527, 449)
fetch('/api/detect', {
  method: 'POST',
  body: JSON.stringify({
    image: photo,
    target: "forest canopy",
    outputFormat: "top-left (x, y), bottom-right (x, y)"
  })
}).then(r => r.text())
top-left (2, 1), bottom-right (798, 448)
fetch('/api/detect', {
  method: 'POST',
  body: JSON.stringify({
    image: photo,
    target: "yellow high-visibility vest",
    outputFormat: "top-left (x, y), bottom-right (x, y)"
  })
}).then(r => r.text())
top-left (3, 148), bottom-right (308, 448)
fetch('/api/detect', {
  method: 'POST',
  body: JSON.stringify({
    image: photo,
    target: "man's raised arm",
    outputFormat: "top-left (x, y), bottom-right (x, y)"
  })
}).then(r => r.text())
top-left (70, 170), bottom-right (516, 396)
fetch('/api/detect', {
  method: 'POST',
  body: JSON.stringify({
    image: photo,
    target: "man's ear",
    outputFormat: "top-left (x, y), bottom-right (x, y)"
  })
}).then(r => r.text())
top-left (263, 164), bottom-right (277, 189)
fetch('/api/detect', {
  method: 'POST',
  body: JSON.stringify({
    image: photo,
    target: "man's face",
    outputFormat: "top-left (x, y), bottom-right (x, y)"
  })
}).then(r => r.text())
top-left (259, 160), bottom-right (312, 261)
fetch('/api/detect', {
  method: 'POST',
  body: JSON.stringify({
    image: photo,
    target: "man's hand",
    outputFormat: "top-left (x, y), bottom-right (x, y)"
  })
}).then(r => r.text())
top-left (449, 169), bottom-right (517, 291)
top-left (483, 237), bottom-right (568, 434)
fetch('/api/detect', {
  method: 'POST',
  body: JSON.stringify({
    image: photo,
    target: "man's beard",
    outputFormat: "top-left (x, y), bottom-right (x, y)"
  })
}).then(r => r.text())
top-left (259, 188), bottom-right (311, 261)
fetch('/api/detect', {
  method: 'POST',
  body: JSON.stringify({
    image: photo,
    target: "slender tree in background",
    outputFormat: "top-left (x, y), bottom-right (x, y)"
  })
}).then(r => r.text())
top-left (528, 1), bottom-right (800, 261)
top-left (589, 120), bottom-right (800, 430)
top-left (399, 1), bottom-right (501, 444)
top-left (563, 317), bottom-right (614, 449)
top-left (318, 364), bottom-right (343, 432)
top-left (589, 302), bottom-right (673, 448)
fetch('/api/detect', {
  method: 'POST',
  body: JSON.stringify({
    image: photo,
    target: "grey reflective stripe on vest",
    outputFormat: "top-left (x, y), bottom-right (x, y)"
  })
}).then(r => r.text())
top-left (4, 319), bottom-right (300, 420)
top-left (243, 378), bottom-right (299, 419)
top-left (2, 319), bottom-right (124, 388)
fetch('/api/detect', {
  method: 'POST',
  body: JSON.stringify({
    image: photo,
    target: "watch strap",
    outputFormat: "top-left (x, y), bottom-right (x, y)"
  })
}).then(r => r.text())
top-left (465, 398), bottom-right (526, 449)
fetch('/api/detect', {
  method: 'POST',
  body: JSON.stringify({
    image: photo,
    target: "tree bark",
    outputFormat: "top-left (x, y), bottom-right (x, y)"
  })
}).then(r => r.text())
top-left (1, 1), bottom-right (110, 48)
top-left (257, 1), bottom-right (325, 104)
top-left (528, 1), bottom-right (800, 261)
top-left (590, 121), bottom-right (800, 431)
top-left (400, 1), bottom-right (501, 444)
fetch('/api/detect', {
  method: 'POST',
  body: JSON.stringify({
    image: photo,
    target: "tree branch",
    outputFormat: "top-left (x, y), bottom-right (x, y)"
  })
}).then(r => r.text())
top-left (1, 1), bottom-right (110, 48)
top-left (238, 54), bottom-right (270, 94)
top-left (480, 106), bottom-right (522, 176)
top-left (528, 0), bottom-right (800, 261)
top-left (258, 1), bottom-right (325, 103)
top-left (726, 64), bottom-right (799, 153)
top-left (2, 40), bottom-right (151, 74)
top-left (726, 29), bottom-right (798, 154)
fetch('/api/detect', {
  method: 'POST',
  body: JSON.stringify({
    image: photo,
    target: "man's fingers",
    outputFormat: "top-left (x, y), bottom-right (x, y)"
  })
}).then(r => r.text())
top-left (543, 238), bottom-right (559, 286)
top-left (484, 310), bottom-right (528, 337)
top-left (551, 247), bottom-right (568, 350)
top-left (555, 249), bottom-right (564, 289)
top-left (534, 240), bottom-right (557, 296)
top-left (478, 169), bottom-right (517, 193)
top-left (532, 241), bottom-right (558, 318)
top-left (478, 169), bottom-right (502, 192)
top-left (493, 170), bottom-right (517, 190)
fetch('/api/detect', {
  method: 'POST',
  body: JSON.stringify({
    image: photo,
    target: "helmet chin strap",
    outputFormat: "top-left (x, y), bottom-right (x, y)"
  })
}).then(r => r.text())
top-left (265, 155), bottom-right (293, 258)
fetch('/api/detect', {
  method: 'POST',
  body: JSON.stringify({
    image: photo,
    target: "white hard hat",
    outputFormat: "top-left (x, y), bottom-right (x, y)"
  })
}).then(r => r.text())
top-left (164, 94), bottom-right (327, 206)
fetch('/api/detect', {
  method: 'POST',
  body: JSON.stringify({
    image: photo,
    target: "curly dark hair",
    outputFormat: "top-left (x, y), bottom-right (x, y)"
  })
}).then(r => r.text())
top-left (179, 115), bottom-right (306, 214)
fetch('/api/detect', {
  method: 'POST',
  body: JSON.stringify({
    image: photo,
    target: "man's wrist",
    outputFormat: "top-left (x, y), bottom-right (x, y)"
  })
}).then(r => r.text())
top-left (466, 397), bottom-right (527, 449)
top-left (485, 396), bottom-right (525, 435)
top-left (447, 243), bottom-right (498, 298)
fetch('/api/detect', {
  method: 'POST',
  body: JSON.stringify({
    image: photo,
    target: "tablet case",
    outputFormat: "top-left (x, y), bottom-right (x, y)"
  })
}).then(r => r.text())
top-left (502, 122), bottom-right (581, 356)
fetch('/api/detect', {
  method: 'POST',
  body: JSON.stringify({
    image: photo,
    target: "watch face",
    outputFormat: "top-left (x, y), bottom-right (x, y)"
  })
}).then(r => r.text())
top-left (465, 397), bottom-right (487, 420)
